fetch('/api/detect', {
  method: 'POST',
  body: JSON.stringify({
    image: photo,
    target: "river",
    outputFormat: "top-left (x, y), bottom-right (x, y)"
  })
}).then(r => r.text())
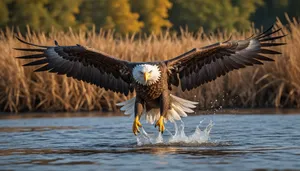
top-left (0, 114), bottom-right (299, 171)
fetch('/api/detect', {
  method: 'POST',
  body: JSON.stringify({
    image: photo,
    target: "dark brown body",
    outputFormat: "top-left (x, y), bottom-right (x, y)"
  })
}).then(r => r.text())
top-left (133, 62), bottom-right (170, 118)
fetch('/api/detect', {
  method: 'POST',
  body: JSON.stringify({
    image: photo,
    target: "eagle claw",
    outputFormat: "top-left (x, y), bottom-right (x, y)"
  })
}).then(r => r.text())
top-left (155, 116), bottom-right (165, 134)
top-left (133, 116), bottom-right (142, 136)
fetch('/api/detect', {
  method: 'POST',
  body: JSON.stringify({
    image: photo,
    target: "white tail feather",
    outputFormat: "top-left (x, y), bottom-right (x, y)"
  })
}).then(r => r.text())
top-left (171, 103), bottom-right (187, 117)
top-left (117, 94), bottom-right (198, 123)
top-left (120, 103), bottom-right (133, 111)
top-left (172, 101), bottom-right (194, 113)
top-left (169, 108), bottom-right (181, 120)
top-left (116, 97), bottom-right (136, 106)
top-left (170, 94), bottom-right (198, 107)
top-left (117, 97), bottom-right (136, 115)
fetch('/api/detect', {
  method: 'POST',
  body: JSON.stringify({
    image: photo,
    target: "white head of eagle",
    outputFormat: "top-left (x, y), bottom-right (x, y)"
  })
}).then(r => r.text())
top-left (132, 64), bottom-right (161, 85)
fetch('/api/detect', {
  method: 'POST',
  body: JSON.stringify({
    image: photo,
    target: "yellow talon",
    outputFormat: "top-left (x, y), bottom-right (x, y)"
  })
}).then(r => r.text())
top-left (133, 116), bottom-right (142, 136)
top-left (155, 116), bottom-right (165, 133)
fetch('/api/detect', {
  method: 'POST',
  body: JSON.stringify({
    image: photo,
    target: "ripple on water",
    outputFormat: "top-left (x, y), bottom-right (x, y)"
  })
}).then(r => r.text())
top-left (1, 115), bottom-right (300, 170)
top-left (0, 126), bottom-right (88, 133)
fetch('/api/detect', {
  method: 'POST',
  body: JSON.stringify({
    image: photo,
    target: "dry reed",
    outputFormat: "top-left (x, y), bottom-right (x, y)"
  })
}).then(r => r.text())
top-left (0, 17), bottom-right (299, 113)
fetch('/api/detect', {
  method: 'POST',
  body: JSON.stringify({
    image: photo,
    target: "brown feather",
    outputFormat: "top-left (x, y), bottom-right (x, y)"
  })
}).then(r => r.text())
top-left (15, 37), bottom-right (134, 95)
top-left (165, 25), bottom-right (286, 91)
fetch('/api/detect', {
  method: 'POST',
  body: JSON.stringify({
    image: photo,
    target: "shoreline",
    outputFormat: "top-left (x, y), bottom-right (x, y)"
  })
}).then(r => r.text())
top-left (1, 108), bottom-right (300, 120)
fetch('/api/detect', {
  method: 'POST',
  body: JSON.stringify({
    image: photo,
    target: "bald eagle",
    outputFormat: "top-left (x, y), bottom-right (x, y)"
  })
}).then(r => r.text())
top-left (15, 26), bottom-right (285, 135)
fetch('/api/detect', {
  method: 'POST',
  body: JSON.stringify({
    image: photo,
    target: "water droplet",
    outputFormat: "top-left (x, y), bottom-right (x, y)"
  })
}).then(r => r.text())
top-left (136, 119), bottom-right (214, 146)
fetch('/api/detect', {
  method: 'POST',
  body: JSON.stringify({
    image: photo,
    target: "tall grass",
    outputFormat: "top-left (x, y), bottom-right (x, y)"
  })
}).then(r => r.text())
top-left (0, 18), bottom-right (299, 113)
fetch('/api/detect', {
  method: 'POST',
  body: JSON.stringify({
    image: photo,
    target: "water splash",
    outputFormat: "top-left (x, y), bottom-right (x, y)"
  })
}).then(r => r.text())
top-left (136, 119), bottom-right (213, 146)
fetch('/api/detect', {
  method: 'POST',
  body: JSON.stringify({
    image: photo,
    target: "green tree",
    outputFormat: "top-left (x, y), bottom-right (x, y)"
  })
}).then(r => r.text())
top-left (169, 0), bottom-right (262, 33)
top-left (77, 0), bottom-right (107, 30)
top-left (46, 0), bottom-right (82, 30)
top-left (4, 0), bottom-right (82, 33)
top-left (104, 0), bottom-right (144, 34)
top-left (78, 0), bottom-right (143, 34)
top-left (7, 0), bottom-right (52, 32)
top-left (232, 0), bottom-right (263, 30)
top-left (288, 0), bottom-right (300, 17)
top-left (251, 0), bottom-right (300, 28)
top-left (0, 0), bottom-right (10, 28)
top-left (131, 0), bottom-right (172, 34)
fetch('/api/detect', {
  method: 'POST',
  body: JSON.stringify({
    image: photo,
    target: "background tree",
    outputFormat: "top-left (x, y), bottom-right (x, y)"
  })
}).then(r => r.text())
top-left (169, 0), bottom-right (262, 33)
top-left (287, 0), bottom-right (300, 17)
top-left (131, 0), bottom-right (172, 34)
top-left (4, 0), bottom-right (82, 33)
top-left (77, 0), bottom-right (107, 30)
top-left (78, 0), bottom-right (143, 34)
top-left (46, 0), bottom-right (82, 31)
top-left (0, 0), bottom-right (10, 28)
top-left (104, 0), bottom-right (144, 34)
top-left (1, 0), bottom-right (300, 34)
top-left (232, 0), bottom-right (263, 30)
top-left (6, 0), bottom-right (52, 32)
top-left (251, 0), bottom-right (299, 28)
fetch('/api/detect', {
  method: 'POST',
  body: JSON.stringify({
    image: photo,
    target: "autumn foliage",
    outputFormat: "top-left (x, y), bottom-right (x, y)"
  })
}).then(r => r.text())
top-left (1, 0), bottom-right (300, 34)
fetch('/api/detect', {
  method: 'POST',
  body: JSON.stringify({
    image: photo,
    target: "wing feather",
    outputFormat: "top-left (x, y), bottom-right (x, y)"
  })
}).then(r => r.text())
top-left (166, 26), bottom-right (286, 91)
top-left (15, 38), bottom-right (134, 95)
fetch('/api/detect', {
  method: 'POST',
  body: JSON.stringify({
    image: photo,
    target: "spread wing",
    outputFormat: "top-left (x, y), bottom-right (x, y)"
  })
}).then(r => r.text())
top-left (15, 37), bottom-right (134, 95)
top-left (165, 26), bottom-right (286, 91)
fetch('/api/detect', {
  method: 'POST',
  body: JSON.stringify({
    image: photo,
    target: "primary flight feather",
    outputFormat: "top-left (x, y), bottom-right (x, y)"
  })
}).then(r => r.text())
top-left (15, 26), bottom-right (286, 135)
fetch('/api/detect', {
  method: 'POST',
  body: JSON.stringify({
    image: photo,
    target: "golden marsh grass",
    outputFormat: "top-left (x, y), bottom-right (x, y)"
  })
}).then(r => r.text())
top-left (0, 18), bottom-right (299, 113)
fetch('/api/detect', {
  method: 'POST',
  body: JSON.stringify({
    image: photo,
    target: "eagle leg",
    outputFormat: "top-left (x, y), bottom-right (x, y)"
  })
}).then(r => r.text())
top-left (155, 91), bottom-right (169, 134)
top-left (133, 98), bottom-right (144, 135)
top-left (133, 116), bottom-right (142, 136)
top-left (155, 116), bottom-right (165, 134)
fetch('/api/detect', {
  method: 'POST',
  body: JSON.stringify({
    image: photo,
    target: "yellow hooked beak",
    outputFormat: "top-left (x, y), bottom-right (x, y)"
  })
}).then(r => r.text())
top-left (144, 72), bottom-right (151, 82)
